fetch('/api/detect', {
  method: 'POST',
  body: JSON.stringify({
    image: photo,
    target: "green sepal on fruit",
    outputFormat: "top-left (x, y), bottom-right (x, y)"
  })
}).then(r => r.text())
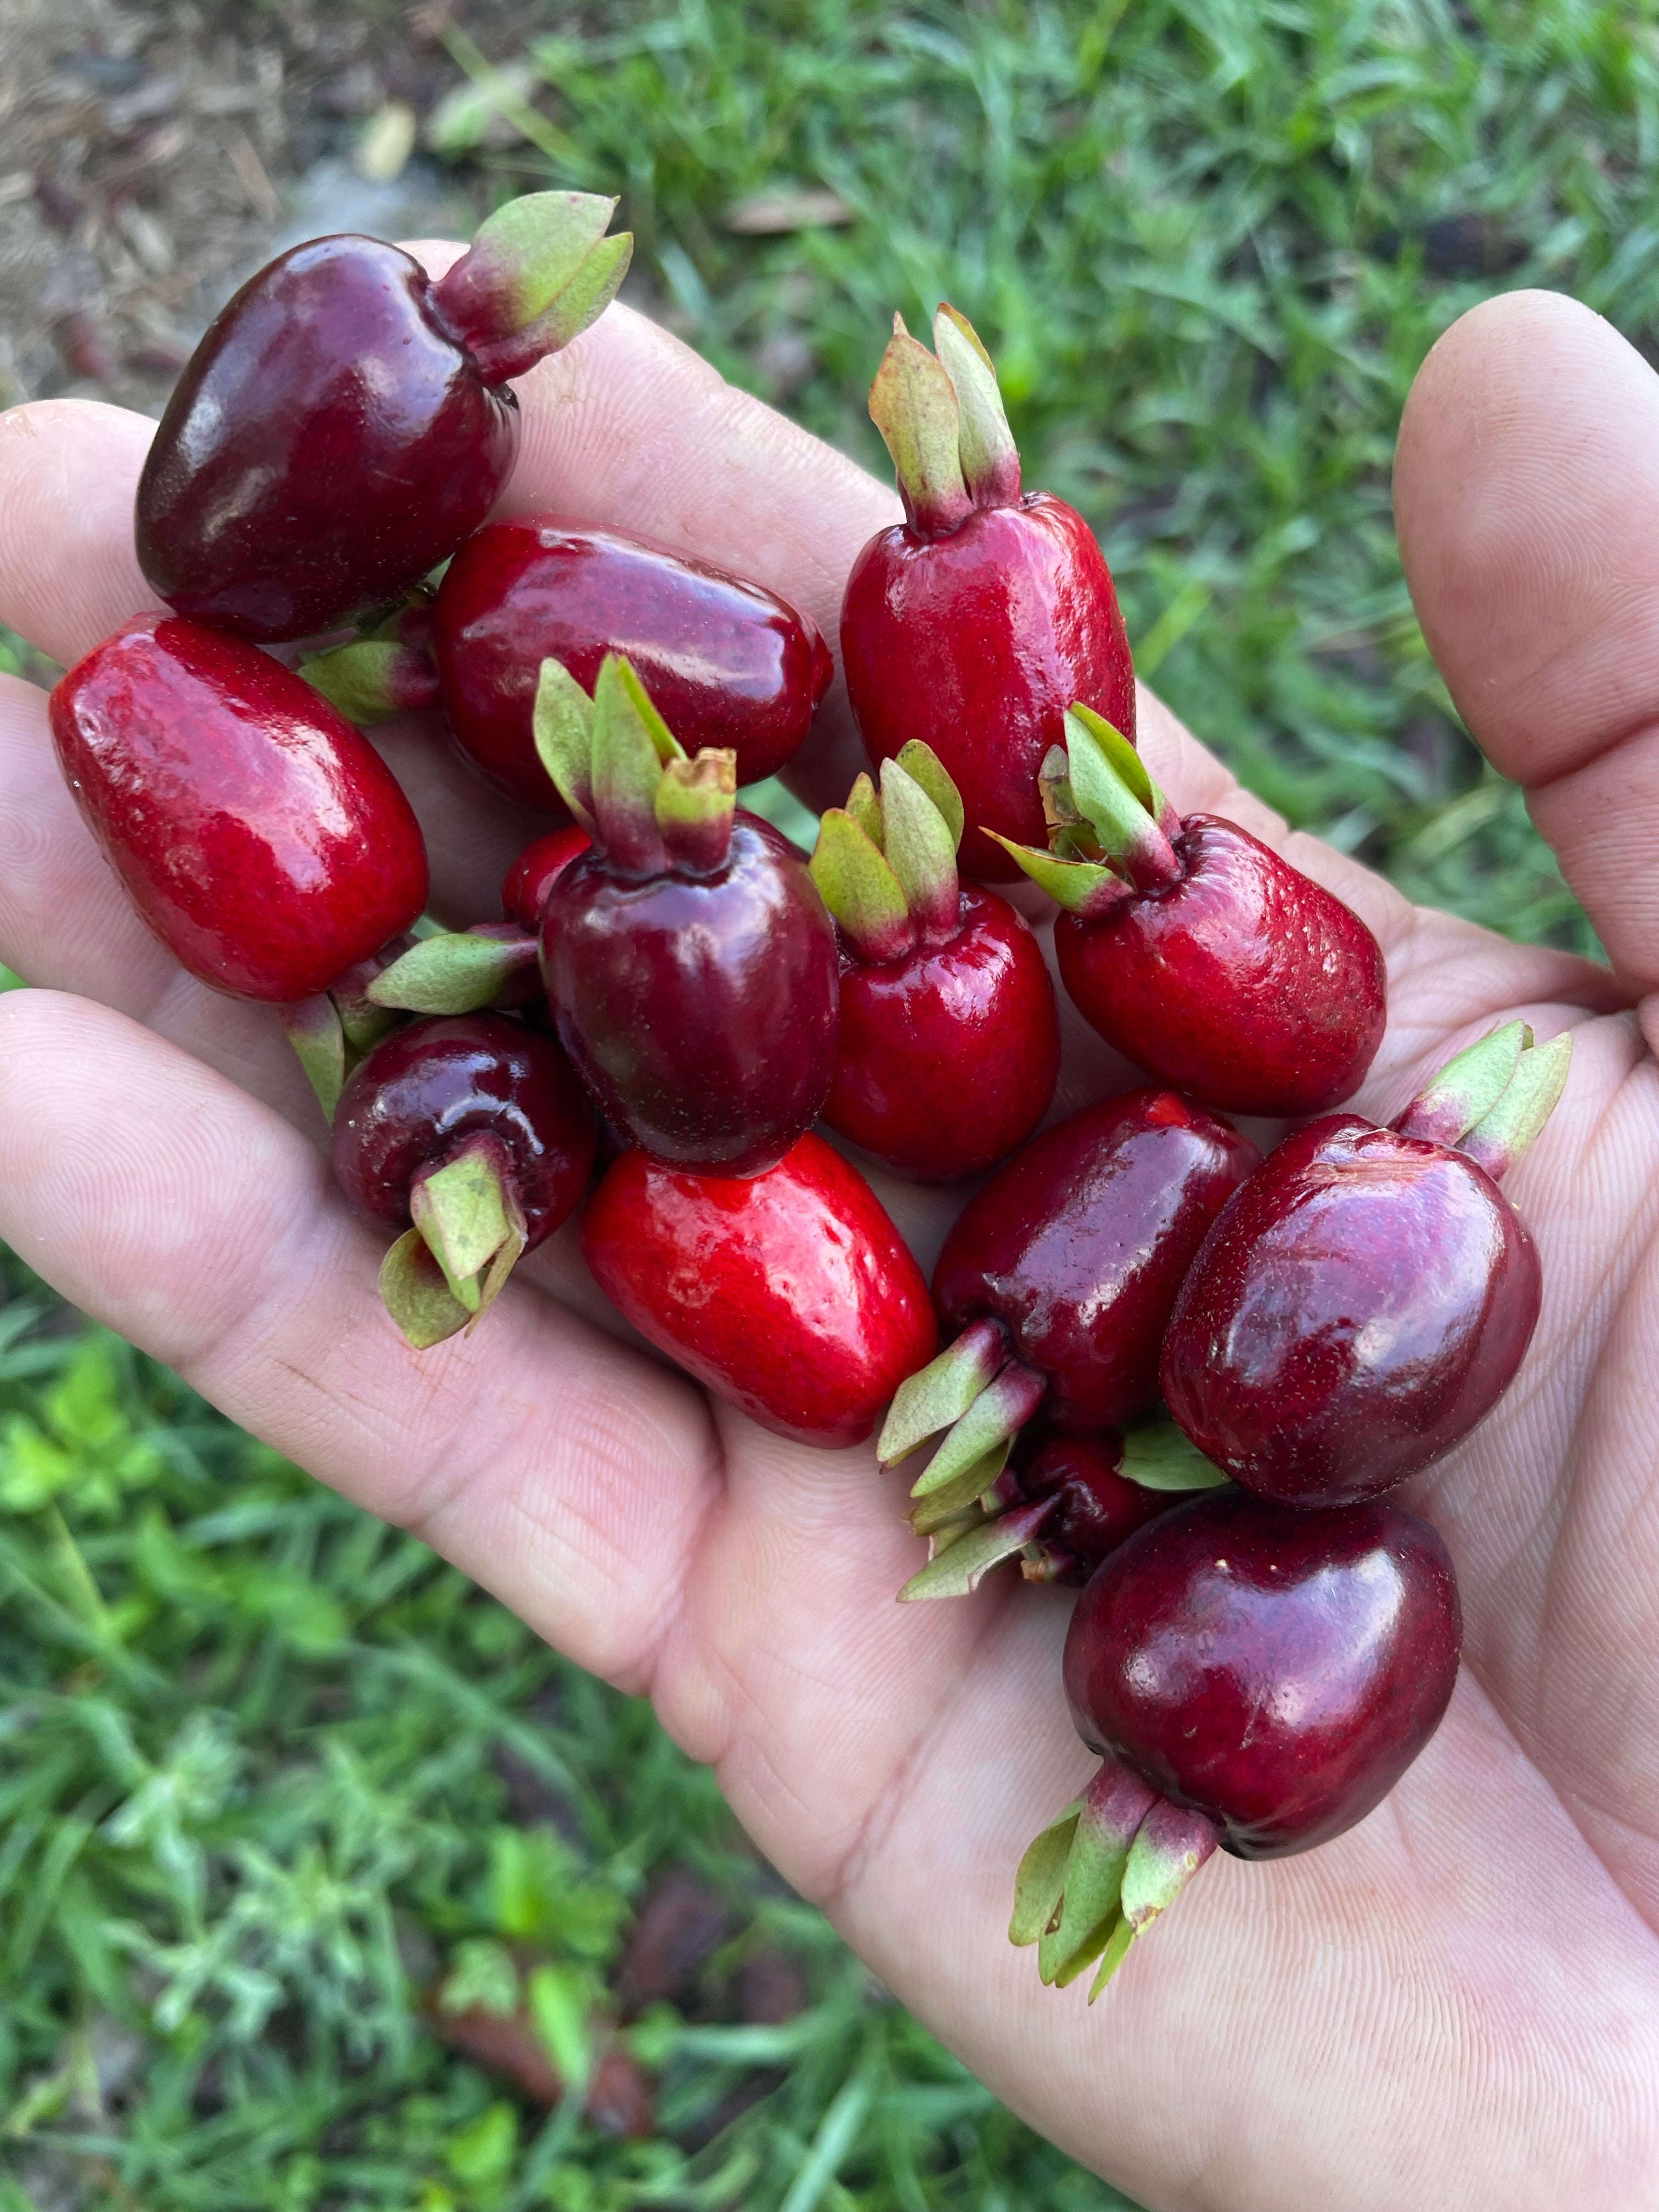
top-left (809, 742), bottom-right (963, 962)
top-left (991, 703), bottom-right (1183, 911)
top-left (867, 305), bottom-right (1022, 536)
top-left (365, 926), bottom-right (540, 1017)
top-left (430, 191), bottom-right (634, 386)
top-left (532, 652), bottom-right (736, 876)
top-left (1393, 1020), bottom-right (1573, 1180)
top-left (1011, 1760), bottom-right (1218, 2000)
top-left (278, 933), bottom-right (419, 1118)
top-left (298, 637), bottom-right (441, 726)
top-left (380, 1132), bottom-right (529, 1350)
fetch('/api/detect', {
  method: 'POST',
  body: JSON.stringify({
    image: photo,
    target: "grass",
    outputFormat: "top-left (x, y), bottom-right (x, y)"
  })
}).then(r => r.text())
top-left (7, 0), bottom-right (1659, 2203)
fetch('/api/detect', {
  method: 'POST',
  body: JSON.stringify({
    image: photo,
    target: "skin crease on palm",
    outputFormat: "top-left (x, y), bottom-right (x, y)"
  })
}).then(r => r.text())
top-left (1, 242), bottom-right (1657, 2208)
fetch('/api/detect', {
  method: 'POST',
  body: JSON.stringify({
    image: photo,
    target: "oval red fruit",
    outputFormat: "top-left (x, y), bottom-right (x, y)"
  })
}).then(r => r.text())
top-left (50, 614), bottom-right (428, 1002)
top-left (841, 495), bottom-right (1134, 882)
top-left (435, 517), bottom-right (834, 806)
top-left (582, 1135), bottom-right (936, 1447)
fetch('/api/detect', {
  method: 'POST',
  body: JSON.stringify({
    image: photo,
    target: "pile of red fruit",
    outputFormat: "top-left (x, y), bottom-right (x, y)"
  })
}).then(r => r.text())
top-left (48, 196), bottom-right (1571, 1999)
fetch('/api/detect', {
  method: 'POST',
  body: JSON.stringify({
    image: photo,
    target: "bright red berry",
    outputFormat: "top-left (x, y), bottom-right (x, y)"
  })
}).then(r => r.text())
top-left (49, 614), bottom-right (428, 1003)
top-left (582, 1133), bottom-right (936, 1447)
top-left (840, 309), bottom-right (1134, 881)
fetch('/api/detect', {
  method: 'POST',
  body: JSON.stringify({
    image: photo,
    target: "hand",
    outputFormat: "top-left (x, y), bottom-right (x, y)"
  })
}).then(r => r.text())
top-left (1, 268), bottom-right (1656, 2212)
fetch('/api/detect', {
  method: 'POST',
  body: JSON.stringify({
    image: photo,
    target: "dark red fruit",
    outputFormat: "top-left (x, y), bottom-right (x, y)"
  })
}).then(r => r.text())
top-left (49, 614), bottom-right (428, 1002)
top-left (1003, 712), bottom-right (1385, 1118)
top-left (1161, 1022), bottom-right (1571, 1508)
top-left (582, 1134), bottom-right (936, 1447)
top-left (1013, 1487), bottom-right (1460, 1996)
top-left (1014, 1437), bottom-right (1200, 1584)
top-left (333, 1012), bottom-right (596, 1347)
top-left (503, 825), bottom-right (592, 932)
top-left (878, 1091), bottom-right (1257, 1541)
top-left (434, 516), bottom-right (834, 807)
top-left (134, 199), bottom-right (631, 642)
top-left (809, 746), bottom-right (1058, 1181)
top-left (840, 308), bottom-right (1134, 881)
top-left (537, 657), bottom-right (837, 1176)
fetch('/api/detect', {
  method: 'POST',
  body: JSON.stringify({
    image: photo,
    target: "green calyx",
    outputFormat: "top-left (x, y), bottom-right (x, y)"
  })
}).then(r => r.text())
top-left (431, 191), bottom-right (634, 383)
top-left (379, 1132), bottom-right (529, 1350)
top-left (277, 935), bottom-right (421, 1118)
top-left (1011, 1762), bottom-right (1218, 2000)
top-left (995, 704), bottom-right (1182, 913)
top-left (867, 304), bottom-right (1021, 536)
top-left (897, 1497), bottom-right (1054, 1601)
top-left (878, 1318), bottom-right (1049, 1516)
top-left (1393, 1021), bottom-right (1572, 1182)
top-left (533, 654), bottom-right (732, 876)
top-left (299, 638), bottom-right (439, 726)
top-left (809, 742), bottom-right (963, 962)
top-left (366, 927), bottom-right (540, 1017)
top-left (1118, 1419), bottom-right (1231, 1492)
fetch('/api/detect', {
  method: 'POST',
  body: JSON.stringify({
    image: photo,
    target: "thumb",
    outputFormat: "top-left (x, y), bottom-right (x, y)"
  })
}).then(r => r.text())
top-left (1395, 288), bottom-right (1659, 989)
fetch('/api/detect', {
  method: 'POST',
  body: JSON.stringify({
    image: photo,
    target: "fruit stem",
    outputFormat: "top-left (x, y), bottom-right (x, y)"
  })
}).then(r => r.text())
top-left (299, 639), bottom-right (439, 726)
top-left (868, 315), bottom-right (974, 538)
top-left (655, 751), bottom-right (737, 873)
top-left (1011, 1759), bottom-right (1219, 1999)
top-left (432, 191), bottom-right (634, 383)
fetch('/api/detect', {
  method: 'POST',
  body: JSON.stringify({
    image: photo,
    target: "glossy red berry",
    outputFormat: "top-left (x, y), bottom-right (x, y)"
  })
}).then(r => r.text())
top-left (1012, 1488), bottom-right (1460, 1997)
top-left (434, 517), bottom-right (834, 808)
top-left (1055, 815), bottom-right (1387, 1118)
top-left (1068, 1490), bottom-right (1462, 1856)
top-left (1161, 1024), bottom-right (1571, 1508)
top-left (841, 310), bottom-right (1133, 881)
top-left (582, 1134), bottom-right (936, 1447)
top-left (502, 825), bottom-right (592, 933)
top-left (536, 657), bottom-right (837, 1177)
top-left (134, 201), bottom-right (630, 642)
top-left (333, 1012), bottom-right (596, 1347)
top-left (49, 614), bottom-right (428, 1002)
top-left (878, 1091), bottom-right (1257, 1555)
top-left (1013, 1436), bottom-right (1199, 1584)
top-left (809, 748), bottom-right (1058, 1182)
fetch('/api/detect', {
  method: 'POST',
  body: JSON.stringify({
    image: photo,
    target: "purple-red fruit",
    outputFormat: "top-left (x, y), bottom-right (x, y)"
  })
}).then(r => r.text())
top-left (1012, 1488), bottom-right (1460, 1997)
top-left (1013, 1437), bottom-right (1199, 1584)
top-left (1161, 1024), bottom-right (1571, 1507)
top-left (333, 1012), bottom-right (596, 1346)
top-left (1067, 1491), bottom-right (1462, 1857)
top-left (809, 748), bottom-right (1058, 1181)
top-left (134, 199), bottom-right (631, 642)
top-left (435, 516), bottom-right (834, 807)
top-left (582, 1135), bottom-right (936, 1447)
top-left (840, 309), bottom-right (1135, 881)
top-left (49, 614), bottom-right (428, 1002)
top-left (503, 825), bottom-right (592, 932)
top-left (932, 1092), bottom-right (1258, 1432)
top-left (536, 656), bottom-right (837, 1176)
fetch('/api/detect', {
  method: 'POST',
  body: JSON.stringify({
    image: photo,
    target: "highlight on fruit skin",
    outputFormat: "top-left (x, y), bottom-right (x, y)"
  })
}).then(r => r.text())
top-left (994, 703), bottom-right (1388, 1118)
top-left (1161, 1020), bottom-right (1572, 1507)
top-left (841, 304), bottom-right (1136, 880)
top-left (877, 1090), bottom-right (1257, 1578)
top-left (810, 744), bottom-right (1060, 1182)
top-left (532, 652), bottom-right (839, 1178)
top-left (134, 194), bottom-right (633, 643)
top-left (1013, 1489), bottom-right (1462, 1996)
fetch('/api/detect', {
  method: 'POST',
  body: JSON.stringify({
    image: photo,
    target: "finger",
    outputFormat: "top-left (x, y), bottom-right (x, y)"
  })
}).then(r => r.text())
top-left (0, 986), bottom-right (719, 1683)
top-left (0, 398), bottom-right (155, 666)
top-left (1395, 289), bottom-right (1659, 990)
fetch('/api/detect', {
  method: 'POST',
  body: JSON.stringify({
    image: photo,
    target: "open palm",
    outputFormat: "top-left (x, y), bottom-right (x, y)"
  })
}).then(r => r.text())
top-left (1, 266), bottom-right (1656, 2210)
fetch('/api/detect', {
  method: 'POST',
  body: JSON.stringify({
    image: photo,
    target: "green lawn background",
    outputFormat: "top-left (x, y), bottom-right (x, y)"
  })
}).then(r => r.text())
top-left (5, 2), bottom-right (1658, 2205)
